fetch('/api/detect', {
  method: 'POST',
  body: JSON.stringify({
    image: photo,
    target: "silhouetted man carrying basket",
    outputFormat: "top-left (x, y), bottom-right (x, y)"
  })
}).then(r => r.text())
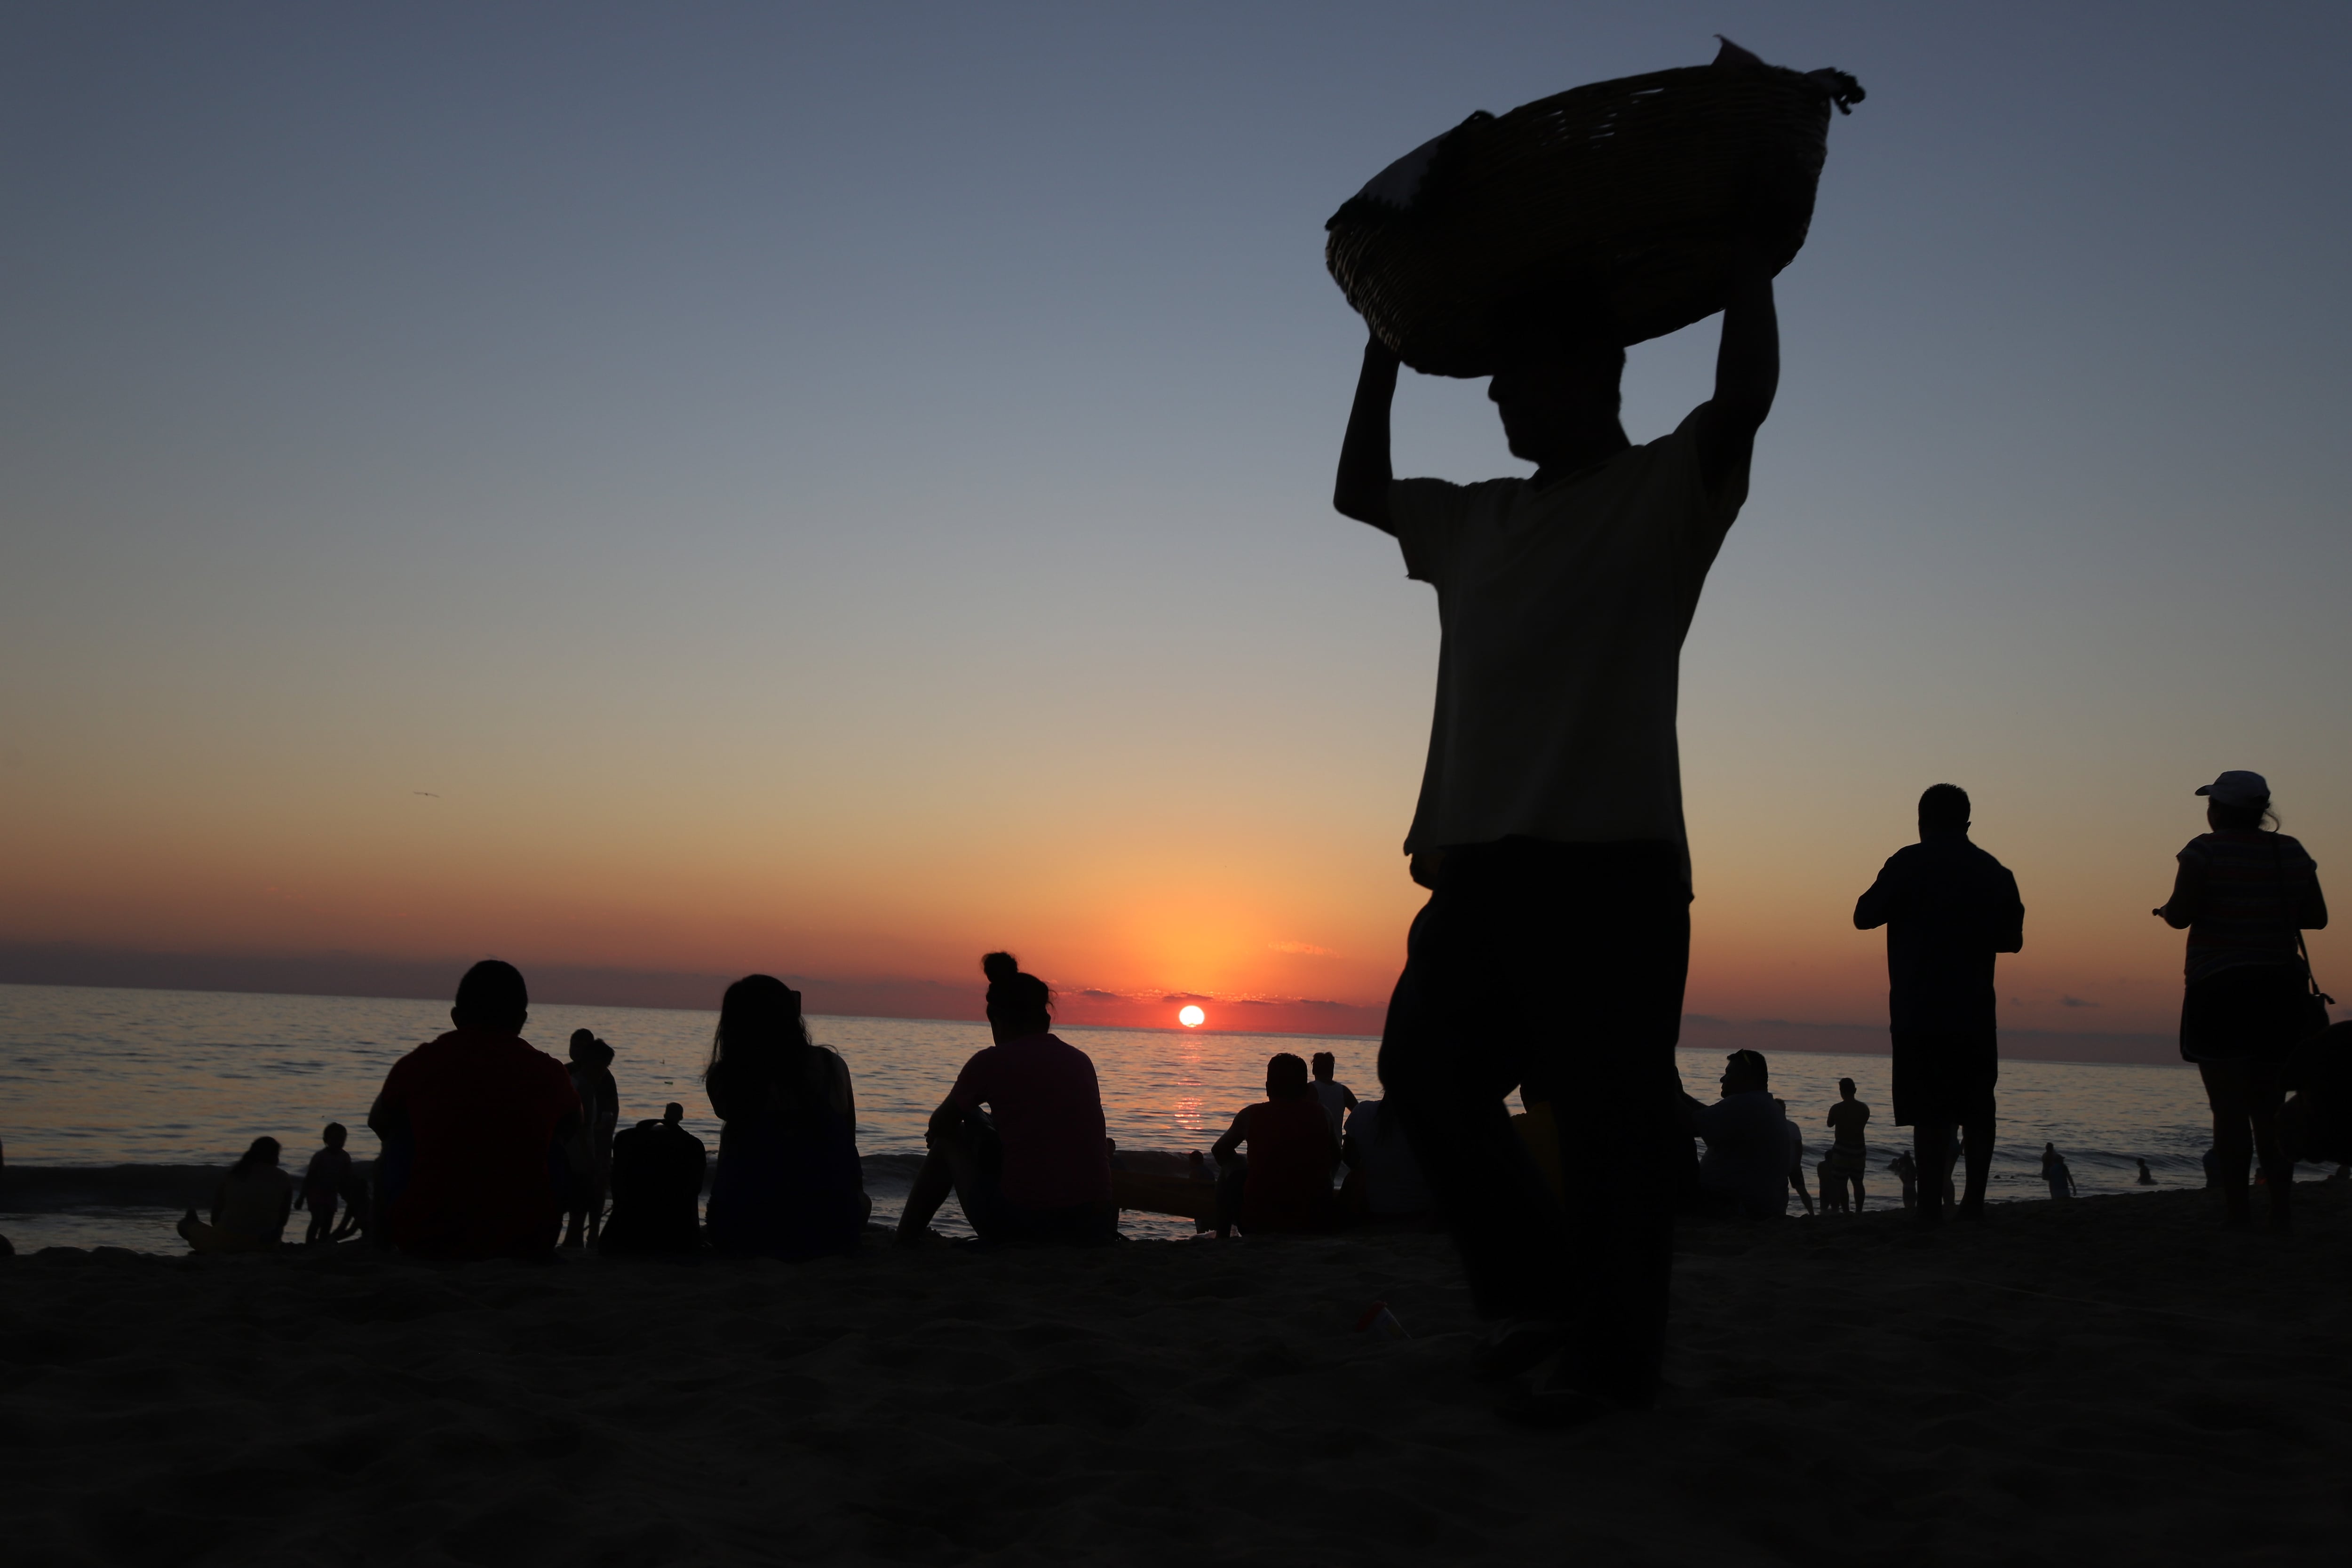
top-left (1326, 39), bottom-right (1864, 1423)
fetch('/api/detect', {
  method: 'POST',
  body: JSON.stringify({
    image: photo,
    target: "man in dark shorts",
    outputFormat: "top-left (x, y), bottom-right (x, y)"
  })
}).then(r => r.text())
top-left (1823, 1078), bottom-right (1870, 1210)
top-left (1334, 233), bottom-right (1783, 1417)
top-left (1854, 784), bottom-right (2024, 1225)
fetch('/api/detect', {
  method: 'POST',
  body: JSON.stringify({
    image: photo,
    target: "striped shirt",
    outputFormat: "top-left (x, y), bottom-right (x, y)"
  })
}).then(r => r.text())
top-left (2172, 831), bottom-right (2322, 984)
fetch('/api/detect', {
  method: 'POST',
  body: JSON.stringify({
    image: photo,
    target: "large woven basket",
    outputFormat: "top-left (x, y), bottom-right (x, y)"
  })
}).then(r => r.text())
top-left (1326, 39), bottom-right (1864, 376)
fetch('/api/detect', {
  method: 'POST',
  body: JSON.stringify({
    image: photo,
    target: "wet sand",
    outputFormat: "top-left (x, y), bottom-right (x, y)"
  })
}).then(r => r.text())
top-left (3, 1186), bottom-right (2346, 1565)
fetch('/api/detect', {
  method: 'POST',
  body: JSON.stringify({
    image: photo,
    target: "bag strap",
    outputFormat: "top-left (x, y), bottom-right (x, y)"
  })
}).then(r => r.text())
top-left (2272, 835), bottom-right (2335, 1006)
top-left (2298, 930), bottom-right (2335, 1007)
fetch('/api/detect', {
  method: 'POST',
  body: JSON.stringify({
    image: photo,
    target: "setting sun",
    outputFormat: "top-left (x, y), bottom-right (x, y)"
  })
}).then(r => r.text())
top-left (1177, 1004), bottom-right (1206, 1028)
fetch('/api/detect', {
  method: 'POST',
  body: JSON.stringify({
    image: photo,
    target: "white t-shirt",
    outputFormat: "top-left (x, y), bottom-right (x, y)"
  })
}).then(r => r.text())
top-left (1311, 1079), bottom-right (1352, 1141)
top-left (1387, 411), bottom-right (1745, 879)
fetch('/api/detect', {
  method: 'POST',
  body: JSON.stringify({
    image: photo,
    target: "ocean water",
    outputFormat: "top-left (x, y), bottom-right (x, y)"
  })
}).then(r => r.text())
top-left (0, 982), bottom-right (2265, 1252)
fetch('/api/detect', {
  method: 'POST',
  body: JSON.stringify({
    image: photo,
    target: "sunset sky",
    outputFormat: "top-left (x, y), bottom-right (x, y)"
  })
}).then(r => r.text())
top-left (5, 3), bottom-right (2348, 1045)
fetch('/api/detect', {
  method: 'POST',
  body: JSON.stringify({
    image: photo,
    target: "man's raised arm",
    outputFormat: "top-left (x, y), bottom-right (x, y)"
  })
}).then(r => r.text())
top-left (1333, 332), bottom-right (1402, 533)
top-left (1693, 232), bottom-right (1780, 498)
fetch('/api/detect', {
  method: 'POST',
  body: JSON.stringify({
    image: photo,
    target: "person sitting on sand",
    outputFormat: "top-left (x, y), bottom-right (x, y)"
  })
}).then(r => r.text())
top-left (897, 953), bottom-right (1115, 1247)
top-left (1342, 1097), bottom-right (1433, 1221)
top-left (602, 1102), bottom-right (710, 1256)
top-left (703, 976), bottom-right (867, 1260)
top-left (1309, 1051), bottom-right (1359, 1143)
top-left (1211, 1053), bottom-right (1342, 1237)
top-left (2135, 1157), bottom-right (2157, 1186)
top-left (2041, 1143), bottom-right (2077, 1200)
top-left (178, 1136), bottom-right (294, 1253)
top-left (1824, 1078), bottom-right (1869, 1210)
top-left (1855, 783), bottom-right (2025, 1226)
top-left (294, 1123), bottom-right (353, 1246)
top-left (1690, 1052), bottom-right (1802, 1219)
top-left (366, 960), bottom-right (582, 1261)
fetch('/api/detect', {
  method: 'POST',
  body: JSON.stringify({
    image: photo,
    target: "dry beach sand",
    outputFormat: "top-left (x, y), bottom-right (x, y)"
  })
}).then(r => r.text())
top-left (3, 1187), bottom-right (2347, 1567)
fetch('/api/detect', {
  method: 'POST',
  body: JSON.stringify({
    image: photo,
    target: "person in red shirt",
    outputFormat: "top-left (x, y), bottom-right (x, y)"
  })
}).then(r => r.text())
top-left (367, 960), bottom-right (581, 1261)
top-left (894, 952), bottom-right (1114, 1246)
top-left (1211, 1053), bottom-right (1340, 1237)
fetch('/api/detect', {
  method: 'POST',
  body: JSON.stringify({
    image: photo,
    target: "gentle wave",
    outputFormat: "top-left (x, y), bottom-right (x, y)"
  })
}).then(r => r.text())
top-left (0, 1149), bottom-right (1215, 1213)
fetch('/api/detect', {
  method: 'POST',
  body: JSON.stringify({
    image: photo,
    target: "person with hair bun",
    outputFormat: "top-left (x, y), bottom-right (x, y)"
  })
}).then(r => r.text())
top-left (2156, 770), bottom-right (2328, 1233)
top-left (703, 975), bottom-right (868, 1260)
top-left (895, 953), bottom-right (1115, 1246)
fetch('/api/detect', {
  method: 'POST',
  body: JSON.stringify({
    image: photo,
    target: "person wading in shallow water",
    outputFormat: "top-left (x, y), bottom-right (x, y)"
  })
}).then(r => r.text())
top-left (1854, 784), bottom-right (2024, 1226)
top-left (1823, 1078), bottom-right (1870, 1211)
top-left (1334, 230), bottom-right (1782, 1424)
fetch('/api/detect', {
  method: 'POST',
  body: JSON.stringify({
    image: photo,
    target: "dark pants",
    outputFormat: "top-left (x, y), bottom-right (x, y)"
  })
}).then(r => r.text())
top-left (1377, 838), bottom-right (1689, 1403)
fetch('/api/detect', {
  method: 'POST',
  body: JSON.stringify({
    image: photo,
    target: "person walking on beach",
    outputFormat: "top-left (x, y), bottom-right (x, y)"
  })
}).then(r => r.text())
top-left (1211, 1052), bottom-right (1342, 1237)
top-left (1309, 1051), bottom-right (1359, 1143)
top-left (2155, 770), bottom-right (2328, 1233)
top-left (1335, 229), bottom-right (1784, 1417)
top-left (367, 960), bottom-right (582, 1261)
top-left (2040, 1143), bottom-right (2077, 1200)
top-left (1824, 1078), bottom-right (1870, 1211)
top-left (703, 976), bottom-right (867, 1260)
top-left (897, 953), bottom-right (1115, 1246)
top-left (295, 1123), bottom-right (353, 1246)
top-left (1854, 784), bottom-right (2024, 1226)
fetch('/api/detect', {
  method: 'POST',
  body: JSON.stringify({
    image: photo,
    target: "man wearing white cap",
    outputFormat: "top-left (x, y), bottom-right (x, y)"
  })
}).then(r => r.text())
top-left (2156, 770), bottom-right (2328, 1232)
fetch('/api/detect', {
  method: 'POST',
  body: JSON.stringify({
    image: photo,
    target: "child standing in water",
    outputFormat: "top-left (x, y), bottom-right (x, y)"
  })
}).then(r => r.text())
top-left (296, 1123), bottom-right (354, 1245)
top-left (564, 1032), bottom-right (621, 1248)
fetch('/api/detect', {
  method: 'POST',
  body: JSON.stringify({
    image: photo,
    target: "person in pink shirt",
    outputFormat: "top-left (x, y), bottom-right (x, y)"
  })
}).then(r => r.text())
top-left (895, 952), bottom-right (1115, 1246)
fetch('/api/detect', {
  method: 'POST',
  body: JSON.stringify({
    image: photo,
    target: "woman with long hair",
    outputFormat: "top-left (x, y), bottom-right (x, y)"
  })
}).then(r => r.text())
top-left (702, 975), bottom-right (868, 1259)
top-left (177, 1136), bottom-right (294, 1253)
top-left (2156, 770), bottom-right (2328, 1231)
